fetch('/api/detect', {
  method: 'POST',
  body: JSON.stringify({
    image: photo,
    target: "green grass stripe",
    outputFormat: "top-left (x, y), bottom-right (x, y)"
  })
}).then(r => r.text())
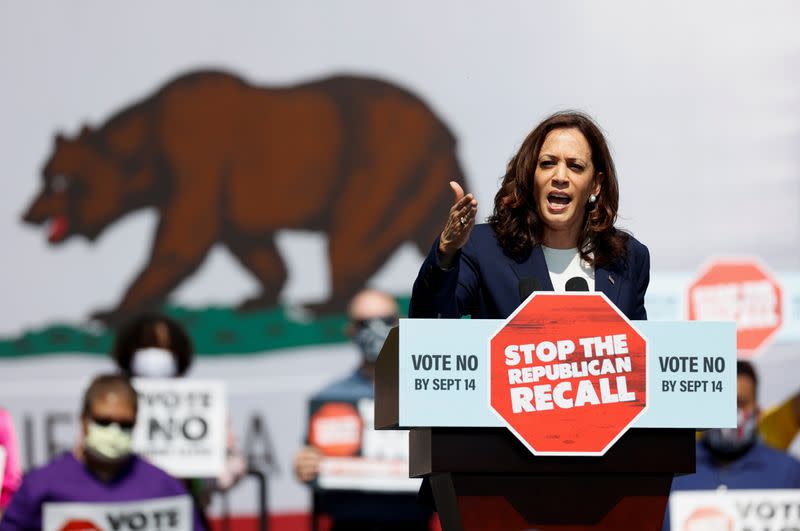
top-left (0, 297), bottom-right (412, 358)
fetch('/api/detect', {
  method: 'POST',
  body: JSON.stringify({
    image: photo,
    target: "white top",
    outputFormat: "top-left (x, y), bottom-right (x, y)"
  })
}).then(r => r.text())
top-left (541, 246), bottom-right (595, 292)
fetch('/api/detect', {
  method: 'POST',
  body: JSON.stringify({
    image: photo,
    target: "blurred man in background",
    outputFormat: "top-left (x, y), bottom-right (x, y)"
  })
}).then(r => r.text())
top-left (671, 361), bottom-right (800, 490)
top-left (0, 374), bottom-right (206, 531)
top-left (664, 361), bottom-right (800, 529)
top-left (294, 289), bottom-right (432, 531)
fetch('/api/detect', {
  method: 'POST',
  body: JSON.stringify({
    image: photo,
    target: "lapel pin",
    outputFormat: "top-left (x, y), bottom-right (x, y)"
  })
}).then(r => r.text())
top-left (608, 275), bottom-right (615, 285)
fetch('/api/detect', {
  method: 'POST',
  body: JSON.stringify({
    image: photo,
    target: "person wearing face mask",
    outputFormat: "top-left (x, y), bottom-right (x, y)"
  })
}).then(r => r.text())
top-left (662, 361), bottom-right (800, 530)
top-left (110, 314), bottom-right (247, 525)
top-left (293, 289), bottom-right (433, 531)
top-left (0, 374), bottom-right (206, 531)
top-left (112, 313), bottom-right (193, 379)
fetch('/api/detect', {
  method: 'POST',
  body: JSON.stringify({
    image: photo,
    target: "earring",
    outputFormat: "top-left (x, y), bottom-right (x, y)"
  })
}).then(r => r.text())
top-left (589, 194), bottom-right (597, 203)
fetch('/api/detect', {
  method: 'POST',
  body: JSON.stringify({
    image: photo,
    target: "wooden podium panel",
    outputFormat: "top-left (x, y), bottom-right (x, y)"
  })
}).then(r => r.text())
top-left (433, 476), bottom-right (674, 531)
top-left (411, 427), bottom-right (695, 530)
top-left (409, 427), bottom-right (695, 477)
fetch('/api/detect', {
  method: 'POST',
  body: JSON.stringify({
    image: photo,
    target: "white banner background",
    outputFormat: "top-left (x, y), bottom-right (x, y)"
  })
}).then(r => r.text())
top-left (1, 0), bottom-right (800, 521)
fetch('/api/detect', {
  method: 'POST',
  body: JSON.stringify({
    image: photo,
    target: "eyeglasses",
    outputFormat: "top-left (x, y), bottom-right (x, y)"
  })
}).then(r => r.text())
top-left (90, 416), bottom-right (136, 431)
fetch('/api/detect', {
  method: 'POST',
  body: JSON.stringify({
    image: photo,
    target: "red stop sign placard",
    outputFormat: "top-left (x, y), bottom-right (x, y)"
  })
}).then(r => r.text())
top-left (489, 293), bottom-right (648, 456)
top-left (309, 402), bottom-right (363, 457)
top-left (59, 520), bottom-right (102, 531)
top-left (683, 507), bottom-right (734, 531)
top-left (688, 259), bottom-right (782, 358)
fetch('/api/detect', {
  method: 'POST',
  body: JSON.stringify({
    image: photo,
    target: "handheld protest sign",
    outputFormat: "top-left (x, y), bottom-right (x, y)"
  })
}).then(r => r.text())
top-left (43, 495), bottom-right (192, 531)
top-left (132, 379), bottom-right (226, 478)
top-left (489, 293), bottom-right (648, 456)
top-left (688, 258), bottom-right (783, 358)
top-left (308, 402), bottom-right (363, 457)
top-left (309, 397), bottom-right (421, 492)
top-left (670, 489), bottom-right (800, 530)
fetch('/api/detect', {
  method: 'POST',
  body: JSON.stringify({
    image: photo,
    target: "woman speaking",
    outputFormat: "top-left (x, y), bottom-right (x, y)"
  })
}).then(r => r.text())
top-left (410, 111), bottom-right (649, 321)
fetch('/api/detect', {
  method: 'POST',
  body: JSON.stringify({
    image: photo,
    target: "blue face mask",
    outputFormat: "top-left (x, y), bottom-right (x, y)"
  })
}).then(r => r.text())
top-left (352, 316), bottom-right (396, 363)
top-left (704, 409), bottom-right (758, 456)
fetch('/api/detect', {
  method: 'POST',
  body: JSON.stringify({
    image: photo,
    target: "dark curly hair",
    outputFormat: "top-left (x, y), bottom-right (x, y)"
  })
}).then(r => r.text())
top-left (112, 313), bottom-right (193, 376)
top-left (488, 111), bottom-right (629, 268)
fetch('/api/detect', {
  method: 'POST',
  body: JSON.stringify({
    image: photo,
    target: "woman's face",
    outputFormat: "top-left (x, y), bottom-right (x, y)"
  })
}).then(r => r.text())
top-left (533, 127), bottom-right (601, 246)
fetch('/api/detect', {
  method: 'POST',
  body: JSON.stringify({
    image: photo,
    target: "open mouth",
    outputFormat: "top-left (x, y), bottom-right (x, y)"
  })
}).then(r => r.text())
top-left (47, 215), bottom-right (70, 243)
top-left (546, 192), bottom-right (572, 212)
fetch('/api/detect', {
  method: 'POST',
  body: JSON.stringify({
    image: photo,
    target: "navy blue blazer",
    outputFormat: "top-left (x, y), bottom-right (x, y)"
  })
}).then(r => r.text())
top-left (409, 223), bottom-right (650, 321)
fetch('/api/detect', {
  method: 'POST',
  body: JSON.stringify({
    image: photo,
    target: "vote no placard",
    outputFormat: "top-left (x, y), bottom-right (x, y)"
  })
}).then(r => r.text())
top-left (43, 495), bottom-right (192, 531)
top-left (670, 489), bottom-right (800, 531)
top-left (132, 379), bottom-right (226, 478)
top-left (489, 293), bottom-right (648, 455)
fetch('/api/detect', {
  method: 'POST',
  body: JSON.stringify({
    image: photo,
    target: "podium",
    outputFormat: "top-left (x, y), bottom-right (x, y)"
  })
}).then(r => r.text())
top-left (409, 428), bottom-right (692, 530)
top-left (375, 314), bottom-right (736, 531)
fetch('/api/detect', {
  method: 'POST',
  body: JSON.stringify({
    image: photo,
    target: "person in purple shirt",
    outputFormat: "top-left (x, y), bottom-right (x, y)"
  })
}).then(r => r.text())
top-left (0, 374), bottom-right (206, 531)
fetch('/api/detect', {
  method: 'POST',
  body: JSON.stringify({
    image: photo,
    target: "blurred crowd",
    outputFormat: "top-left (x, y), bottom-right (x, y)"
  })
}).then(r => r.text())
top-left (1, 293), bottom-right (799, 530)
top-left (0, 313), bottom-right (247, 531)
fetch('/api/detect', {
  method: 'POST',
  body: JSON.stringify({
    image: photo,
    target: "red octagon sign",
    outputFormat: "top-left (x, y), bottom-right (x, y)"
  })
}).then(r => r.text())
top-left (59, 521), bottom-right (102, 531)
top-left (688, 259), bottom-right (783, 358)
top-left (489, 293), bottom-right (648, 455)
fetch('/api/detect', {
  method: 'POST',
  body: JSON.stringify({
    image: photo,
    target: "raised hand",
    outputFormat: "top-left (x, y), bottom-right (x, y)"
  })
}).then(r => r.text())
top-left (437, 181), bottom-right (478, 268)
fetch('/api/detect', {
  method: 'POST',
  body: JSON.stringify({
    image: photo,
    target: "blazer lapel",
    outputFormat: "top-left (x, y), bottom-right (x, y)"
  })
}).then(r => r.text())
top-left (510, 245), bottom-right (623, 303)
top-left (595, 264), bottom-right (622, 305)
top-left (509, 244), bottom-right (554, 292)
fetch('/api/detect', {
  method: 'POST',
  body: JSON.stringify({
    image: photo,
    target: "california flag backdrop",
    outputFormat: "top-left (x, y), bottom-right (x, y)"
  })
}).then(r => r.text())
top-left (1, 1), bottom-right (800, 526)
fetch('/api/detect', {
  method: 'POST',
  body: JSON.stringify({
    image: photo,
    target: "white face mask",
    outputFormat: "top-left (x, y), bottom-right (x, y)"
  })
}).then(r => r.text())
top-left (131, 347), bottom-right (178, 378)
top-left (85, 421), bottom-right (133, 462)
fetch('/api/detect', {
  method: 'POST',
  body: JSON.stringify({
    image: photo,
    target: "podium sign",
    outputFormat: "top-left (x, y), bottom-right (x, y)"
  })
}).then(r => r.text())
top-left (490, 293), bottom-right (648, 455)
top-left (386, 308), bottom-right (735, 456)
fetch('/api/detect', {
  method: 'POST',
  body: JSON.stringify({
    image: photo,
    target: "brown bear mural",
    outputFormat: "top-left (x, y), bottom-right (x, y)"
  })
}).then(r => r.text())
top-left (22, 71), bottom-right (465, 326)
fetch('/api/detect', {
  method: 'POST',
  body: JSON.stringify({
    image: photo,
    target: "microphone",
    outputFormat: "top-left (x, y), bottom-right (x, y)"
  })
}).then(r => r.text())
top-left (565, 277), bottom-right (589, 292)
top-left (518, 277), bottom-right (541, 302)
